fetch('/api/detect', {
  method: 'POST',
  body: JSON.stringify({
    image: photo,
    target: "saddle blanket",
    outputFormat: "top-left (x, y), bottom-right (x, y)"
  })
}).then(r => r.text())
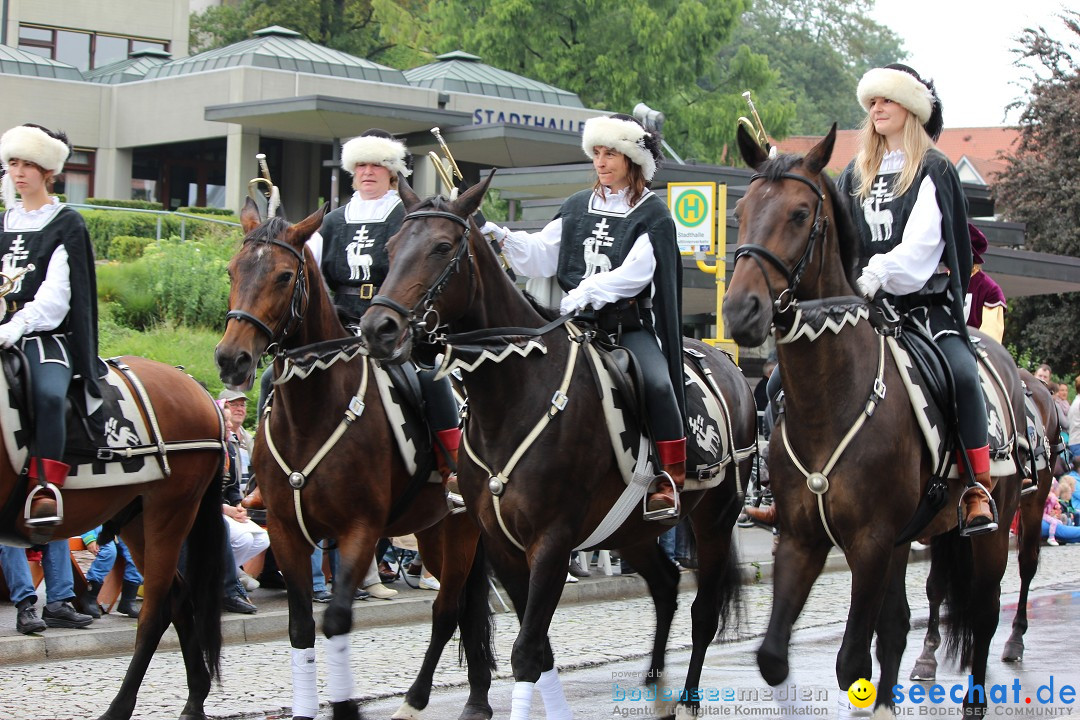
top-left (372, 361), bottom-right (442, 484)
top-left (886, 337), bottom-right (1017, 479)
top-left (584, 343), bottom-right (750, 493)
top-left (2, 362), bottom-right (165, 489)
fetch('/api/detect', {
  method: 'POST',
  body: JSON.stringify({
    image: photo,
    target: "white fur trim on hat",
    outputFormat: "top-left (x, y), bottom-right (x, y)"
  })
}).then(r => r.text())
top-left (1, 125), bottom-right (69, 174)
top-left (856, 68), bottom-right (933, 123)
top-left (581, 116), bottom-right (657, 181)
top-left (340, 135), bottom-right (411, 177)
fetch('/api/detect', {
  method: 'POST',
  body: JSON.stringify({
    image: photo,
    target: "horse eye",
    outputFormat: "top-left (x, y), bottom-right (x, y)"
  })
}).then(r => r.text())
top-left (791, 209), bottom-right (810, 225)
top-left (276, 271), bottom-right (293, 284)
top-left (434, 242), bottom-right (452, 255)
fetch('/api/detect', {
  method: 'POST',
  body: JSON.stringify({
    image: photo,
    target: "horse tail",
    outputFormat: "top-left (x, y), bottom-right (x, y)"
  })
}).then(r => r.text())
top-left (716, 526), bottom-right (744, 639)
top-left (458, 536), bottom-right (497, 671)
top-left (185, 463), bottom-right (226, 681)
top-left (932, 528), bottom-right (977, 667)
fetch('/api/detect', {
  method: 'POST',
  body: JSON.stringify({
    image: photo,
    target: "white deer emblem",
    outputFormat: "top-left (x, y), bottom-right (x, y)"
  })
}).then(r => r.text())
top-left (582, 218), bottom-right (613, 278)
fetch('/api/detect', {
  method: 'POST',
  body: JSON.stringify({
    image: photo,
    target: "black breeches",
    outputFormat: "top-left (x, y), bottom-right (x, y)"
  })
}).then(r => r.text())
top-left (937, 332), bottom-right (987, 450)
top-left (24, 340), bottom-right (72, 460)
top-left (418, 368), bottom-right (458, 432)
top-left (620, 328), bottom-right (682, 441)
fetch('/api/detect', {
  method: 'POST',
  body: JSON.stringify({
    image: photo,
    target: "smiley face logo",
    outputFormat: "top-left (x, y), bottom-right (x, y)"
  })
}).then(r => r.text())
top-left (848, 678), bottom-right (876, 709)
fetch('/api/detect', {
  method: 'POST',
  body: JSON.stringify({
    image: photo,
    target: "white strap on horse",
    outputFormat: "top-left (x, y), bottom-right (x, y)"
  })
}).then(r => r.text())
top-left (779, 333), bottom-right (887, 549)
top-left (264, 356), bottom-right (370, 548)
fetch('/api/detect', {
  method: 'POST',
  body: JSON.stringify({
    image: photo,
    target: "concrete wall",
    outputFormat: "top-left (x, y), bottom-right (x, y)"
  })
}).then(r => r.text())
top-left (6, 0), bottom-right (188, 57)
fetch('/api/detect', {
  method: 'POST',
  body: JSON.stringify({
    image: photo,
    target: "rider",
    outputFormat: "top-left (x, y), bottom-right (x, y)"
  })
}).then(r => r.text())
top-left (837, 64), bottom-right (995, 534)
top-left (258, 129), bottom-right (462, 501)
top-left (0, 124), bottom-right (101, 532)
top-left (480, 113), bottom-right (687, 516)
top-left (965, 223), bottom-right (1005, 343)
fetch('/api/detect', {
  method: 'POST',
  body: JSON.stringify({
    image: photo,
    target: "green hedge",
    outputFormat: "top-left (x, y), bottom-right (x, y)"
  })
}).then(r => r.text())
top-left (177, 206), bottom-right (237, 217)
top-left (85, 198), bottom-right (163, 210)
top-left (109, 235), bottom-right (153, 262)
top-left (78, 208), bottom-right (241, 259)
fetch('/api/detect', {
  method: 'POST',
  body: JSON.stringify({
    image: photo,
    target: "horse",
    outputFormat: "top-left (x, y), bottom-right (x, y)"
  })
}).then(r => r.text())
top-left (359, 176), bottom-right (757, 719)
top-left (724, 125), bottom-right (1025, 718)
top-left (214, 199), bottom-right (494, 720)
top-left (909, 368), bottom-right (1062, 680)
top-left (3, 356), bottom-right (226, 720)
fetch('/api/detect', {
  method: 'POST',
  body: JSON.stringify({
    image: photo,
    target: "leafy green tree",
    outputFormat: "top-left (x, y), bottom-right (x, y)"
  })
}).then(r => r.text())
top-left (713, 0), bottom-right (906, 135)
top-left (996, 11), bottom-right (1080, 374)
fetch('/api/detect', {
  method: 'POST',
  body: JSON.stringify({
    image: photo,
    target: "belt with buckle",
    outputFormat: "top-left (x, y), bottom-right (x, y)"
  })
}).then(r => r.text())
top-left (4, 300), bottom-right (20, 313)
top-left (337, 284), bottom-right (375, 300)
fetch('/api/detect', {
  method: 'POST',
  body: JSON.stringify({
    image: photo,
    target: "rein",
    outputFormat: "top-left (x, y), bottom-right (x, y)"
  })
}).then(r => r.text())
top-left (732, 171), bottom-right (829, 316)
top-left (225, 236), bottom-right (309, 356)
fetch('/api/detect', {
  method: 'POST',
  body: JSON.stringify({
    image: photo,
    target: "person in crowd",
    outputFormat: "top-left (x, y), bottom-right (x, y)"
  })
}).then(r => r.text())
top-left (221, 398), bottom-right (269, 596)
top-left (0, 124), bottom-right (101, 532)
top-left (1054, 382), bottom-right (1070, 433)
top-left (1067, 376), bottom-right (1080, 461)
top-left (481, 113), bottom-right (685, 517)
top-left (1043, 489), bottom-right (1063, 546)
top-left (1035, 364), bottom-right (1052, 384)
top-left (965, 223), bottom-right (1005, 342)
top-left (838, 63), bottom-right (995, 534)
top-left (79, 525), bottom-right (142, 619)
top-left (1056, 473), bottom-right (1078, 526)
top-left (1, 542), bottom-right (93, 633)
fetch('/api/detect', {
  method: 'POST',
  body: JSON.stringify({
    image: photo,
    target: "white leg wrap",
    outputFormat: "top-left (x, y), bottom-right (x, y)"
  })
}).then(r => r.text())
top-left (509, 681), bottom-right (535, 720)
top-left (836, 695), bottom-right (873, 720)
top-left (537, 669), bottom-right (573, 719)
top-left (290, 647), bottom-right (318, 718)
top-left (325, 633), bottom-right (354, 704)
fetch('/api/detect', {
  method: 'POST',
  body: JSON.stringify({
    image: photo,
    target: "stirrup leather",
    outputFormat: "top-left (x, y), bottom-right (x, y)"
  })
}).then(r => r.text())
top-left (957, 481), bottom-right (998, 537)
top-left (643, 470), bottom-right (680, 522)
top-left (24, 483), bottom-right (63, 526)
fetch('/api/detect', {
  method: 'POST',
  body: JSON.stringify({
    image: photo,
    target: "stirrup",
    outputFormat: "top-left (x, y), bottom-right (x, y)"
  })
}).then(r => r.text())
top-left (957, 482), bottom-right (998, 538)
top-left (24, 483), bottom-right (63, 527)
top-left (445, 490), bottom-right (466, 513)
top-left (1020, 478), bottom-right (1038, 497)
top-left (643, 471), bottom-right (680, 522)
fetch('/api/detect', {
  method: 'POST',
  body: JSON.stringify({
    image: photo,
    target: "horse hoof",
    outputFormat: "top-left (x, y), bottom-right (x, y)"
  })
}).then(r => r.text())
top-left (1001, 641), bottom-right (1024, 663)
top-left (756, 645), bottom-right (789, 687)
top-left (910, 661), bottom-right (937, 682)
top-left (457, 704), bottom-right (494, 720)
top-left (331, 699), bottom-right (361, 720)
top-left (391, 701), bottom-right (423, 720)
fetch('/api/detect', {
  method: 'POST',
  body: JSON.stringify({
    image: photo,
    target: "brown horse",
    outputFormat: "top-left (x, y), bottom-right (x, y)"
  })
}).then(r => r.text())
top-left (909, 368), bottom-right (1062, 681)
top-left (214, 200), bottom-right (493, 720)
top-left (4, 356), bottom-right (226, 720)
top-left (724, 125), bottom-right (1024, 717)
top-left (360, 177), bottom-right (756, 719)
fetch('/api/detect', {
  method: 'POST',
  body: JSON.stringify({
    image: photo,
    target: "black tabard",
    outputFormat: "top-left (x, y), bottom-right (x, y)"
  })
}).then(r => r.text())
top-left (318, 198), bottom-right (403, 318)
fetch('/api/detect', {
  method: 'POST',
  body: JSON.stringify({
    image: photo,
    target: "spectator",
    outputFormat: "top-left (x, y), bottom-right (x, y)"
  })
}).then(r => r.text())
top-left (79, 526), bottom-right (141, 619)
top-left (1035, 364), bottom-right (1052, 384)
top-left (1, 541), bottom-right (92, 634)
top-left (220, 397), bottom-right (268, 612)
top-left (964, 224), bottom-right (1005, 343)
top-left (1067, 377), bottom-right (1080, 461)
top-left (1044, 490), bottom-right (1063, 546)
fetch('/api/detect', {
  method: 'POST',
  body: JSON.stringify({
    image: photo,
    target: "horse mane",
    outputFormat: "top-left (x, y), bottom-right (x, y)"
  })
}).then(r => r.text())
top-left (756, 153), bottom-right (860, 289)
top-left (244, 215), bottom-right (291, 244)
top-left (524, 292), bottom-right (560, 321)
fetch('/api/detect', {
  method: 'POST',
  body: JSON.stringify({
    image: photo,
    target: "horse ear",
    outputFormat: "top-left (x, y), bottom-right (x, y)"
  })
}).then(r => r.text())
top-left (804, 124), bottom-right (837, 175)
top-left (240, 197), bottom-right (262, 234)
top-left (285, 203), bottom-right (328, 248)
top-left (736, 123), bottom-right (769, 171)
top-left (398, 173), bottom-right (422, 211)
top-left (452, 170), bottom-right (495, 219)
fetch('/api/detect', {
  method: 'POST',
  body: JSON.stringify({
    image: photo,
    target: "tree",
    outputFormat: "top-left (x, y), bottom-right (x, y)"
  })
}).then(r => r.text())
top-left (996, 11), bottom-right (1080, 374)
top-left (712, 0), bottom-right (906, 135)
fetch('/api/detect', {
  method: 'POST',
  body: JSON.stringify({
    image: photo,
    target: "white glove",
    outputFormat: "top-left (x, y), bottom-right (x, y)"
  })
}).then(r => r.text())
top-left (0, 317), bottom-right (27, 349)
top-left (479, 221), bottom-right (507, 244)
top-left (856, 270), bottom-right (882, 300)
top-left (559, 288), bottom-right (590, 315)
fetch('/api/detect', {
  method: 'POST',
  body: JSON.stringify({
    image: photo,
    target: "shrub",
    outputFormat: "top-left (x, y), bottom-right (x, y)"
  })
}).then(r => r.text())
top-left (77, 208), bottom-right (239, 259)
top-left (97, 263), bottom-right (161, 330)
top-left (177, 206), bottom-right (238, 218)
top-left (141, 236), bottom-right (232, 328)
top-left (85, 198), bottom-right (164, 210)
top-left (109, 235), bottom-right (153, 262)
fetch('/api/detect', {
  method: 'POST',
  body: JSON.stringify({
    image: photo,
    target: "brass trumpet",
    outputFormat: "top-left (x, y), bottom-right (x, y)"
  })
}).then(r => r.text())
top-left (0, 263), bottom-right (36, 316)
top-left (738, 90), bottom-right (776, 158)
top-left (427, 126), bottom-right (464, 195)
top-left (247, 153), bottom-right (281, 216)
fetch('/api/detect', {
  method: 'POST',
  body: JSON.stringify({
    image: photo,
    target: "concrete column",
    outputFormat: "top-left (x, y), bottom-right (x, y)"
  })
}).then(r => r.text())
top-left (410, 159), bottom-right (437, 199)
top-left (225, 127), bottom-right (260, 215)
top-left (92, 147), bottom-right (133, 201)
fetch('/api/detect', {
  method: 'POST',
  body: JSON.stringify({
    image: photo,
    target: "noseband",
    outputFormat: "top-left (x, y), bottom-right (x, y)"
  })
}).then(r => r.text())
top-left (732, 171), bottom-right (829, 314)
top-left (370, 209), bottom-right (474, 345)
top-left (224, 235), bottom-right (309, 355)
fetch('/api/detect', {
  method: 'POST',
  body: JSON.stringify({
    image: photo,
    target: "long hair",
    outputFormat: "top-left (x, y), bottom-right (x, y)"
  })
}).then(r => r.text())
top-left (853, 111), bottom-right (933, 200)
top-left (592, 158), bottom-right (648, 207)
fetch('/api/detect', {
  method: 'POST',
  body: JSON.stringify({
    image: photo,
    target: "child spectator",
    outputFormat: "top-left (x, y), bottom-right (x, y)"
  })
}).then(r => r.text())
top-left (79, 526), bottom-right (142, 619)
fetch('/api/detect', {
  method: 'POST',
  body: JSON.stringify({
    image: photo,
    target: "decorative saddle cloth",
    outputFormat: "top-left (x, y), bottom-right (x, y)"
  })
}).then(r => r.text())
top-left (3, 359), bottom-right (175, 489)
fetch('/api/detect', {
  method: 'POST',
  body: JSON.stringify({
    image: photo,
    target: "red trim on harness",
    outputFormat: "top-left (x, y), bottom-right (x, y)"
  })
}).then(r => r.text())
top-left (656, 438), bottom-right (686, 466)
top-left (436, 427), bottom-right (461, 452)
top-left (961, 445), bottom-right (991, 475)
top-left (27, 458), bottom-right (70, 488)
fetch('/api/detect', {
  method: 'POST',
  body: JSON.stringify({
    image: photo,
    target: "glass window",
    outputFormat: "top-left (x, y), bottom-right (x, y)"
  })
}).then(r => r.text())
top-left (55, 30), bottom-right (91, 71)
top-left (131, 40), bottom-right (167, 54)
top-left (18, 45), bottom-right (52, 60)
top-left (58, 172), bottom-right (90, 204)
top-left (131, 179), bottom-right (156, 203)
top-left (68, 151), bottom-right (91, 165)
top-left (94, 35), bottom-right (129, 68)
top-left (18, 26), bottom-right (52, 43)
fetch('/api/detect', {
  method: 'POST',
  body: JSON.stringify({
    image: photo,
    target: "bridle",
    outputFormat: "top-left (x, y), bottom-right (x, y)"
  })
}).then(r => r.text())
top-left (732, 171), bottom-right (829, 314)
top-left (224, 233), bottom-right (310, 356)
top-left (370, 209), bottom-right (475, 345)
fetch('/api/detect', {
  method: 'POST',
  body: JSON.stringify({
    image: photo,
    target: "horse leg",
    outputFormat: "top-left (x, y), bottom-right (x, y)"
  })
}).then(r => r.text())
top-left (273, 528), bottom-right (322, 720)
top-left (617, 540), bottom-right (681, 718)
top-left (757, 533), bottom-right (831, 687)
top-left (963, 531), bottom-right (1009, 718)
top-left (835, 549), bottom-right (897, 718)
top-left (910, 547), bottom-right (946, 681)
top-left (873, 546), bottom-right (911, 717)
top-left (1003, 501), bottom-right (1040, 662)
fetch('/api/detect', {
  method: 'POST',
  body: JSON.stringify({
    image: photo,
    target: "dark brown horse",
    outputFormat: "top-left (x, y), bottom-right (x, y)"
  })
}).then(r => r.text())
top-left (214, 200), bottom-right (493, 720)
top-left (4, 357), bottom-right (226, 720)
top-left (360, 177), bottom-right (756, 718)
top-left (909, 368), bottom-right (1062, 681)
top-left (724, 125), bottom-right (1025, 717)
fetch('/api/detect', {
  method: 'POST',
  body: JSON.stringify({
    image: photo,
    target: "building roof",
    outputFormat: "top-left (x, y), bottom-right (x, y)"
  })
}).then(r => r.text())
top-left (144, 26), bottom-right (408, 85)
top-left (84, 49), bottom-right (172, 84)
top-left (404, 51), bottom-right (583, 108)
top-left (0, 44), bottom-right (83, 81)
top-left (777, 127), bottom-right (1020, 185)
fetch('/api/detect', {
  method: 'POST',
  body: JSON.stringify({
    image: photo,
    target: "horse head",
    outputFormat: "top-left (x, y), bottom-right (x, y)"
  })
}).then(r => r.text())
top-left (723, 123), bottom-right (858, 346)
top-left (360, 172), bottom-right (494, 363)
top-left (215, 197), bottom-right (327, 389)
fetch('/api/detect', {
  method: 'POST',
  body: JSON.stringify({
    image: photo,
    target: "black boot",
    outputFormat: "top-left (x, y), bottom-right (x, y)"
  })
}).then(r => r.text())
top-left (80, 580), bottom-right (102, 619)
top-left (117, 581), bottom-right (141, 619)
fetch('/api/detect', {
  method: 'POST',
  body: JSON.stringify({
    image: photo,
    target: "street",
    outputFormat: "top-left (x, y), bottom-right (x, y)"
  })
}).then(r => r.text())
top-left (2, 540), bottom-right (1077, 719)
